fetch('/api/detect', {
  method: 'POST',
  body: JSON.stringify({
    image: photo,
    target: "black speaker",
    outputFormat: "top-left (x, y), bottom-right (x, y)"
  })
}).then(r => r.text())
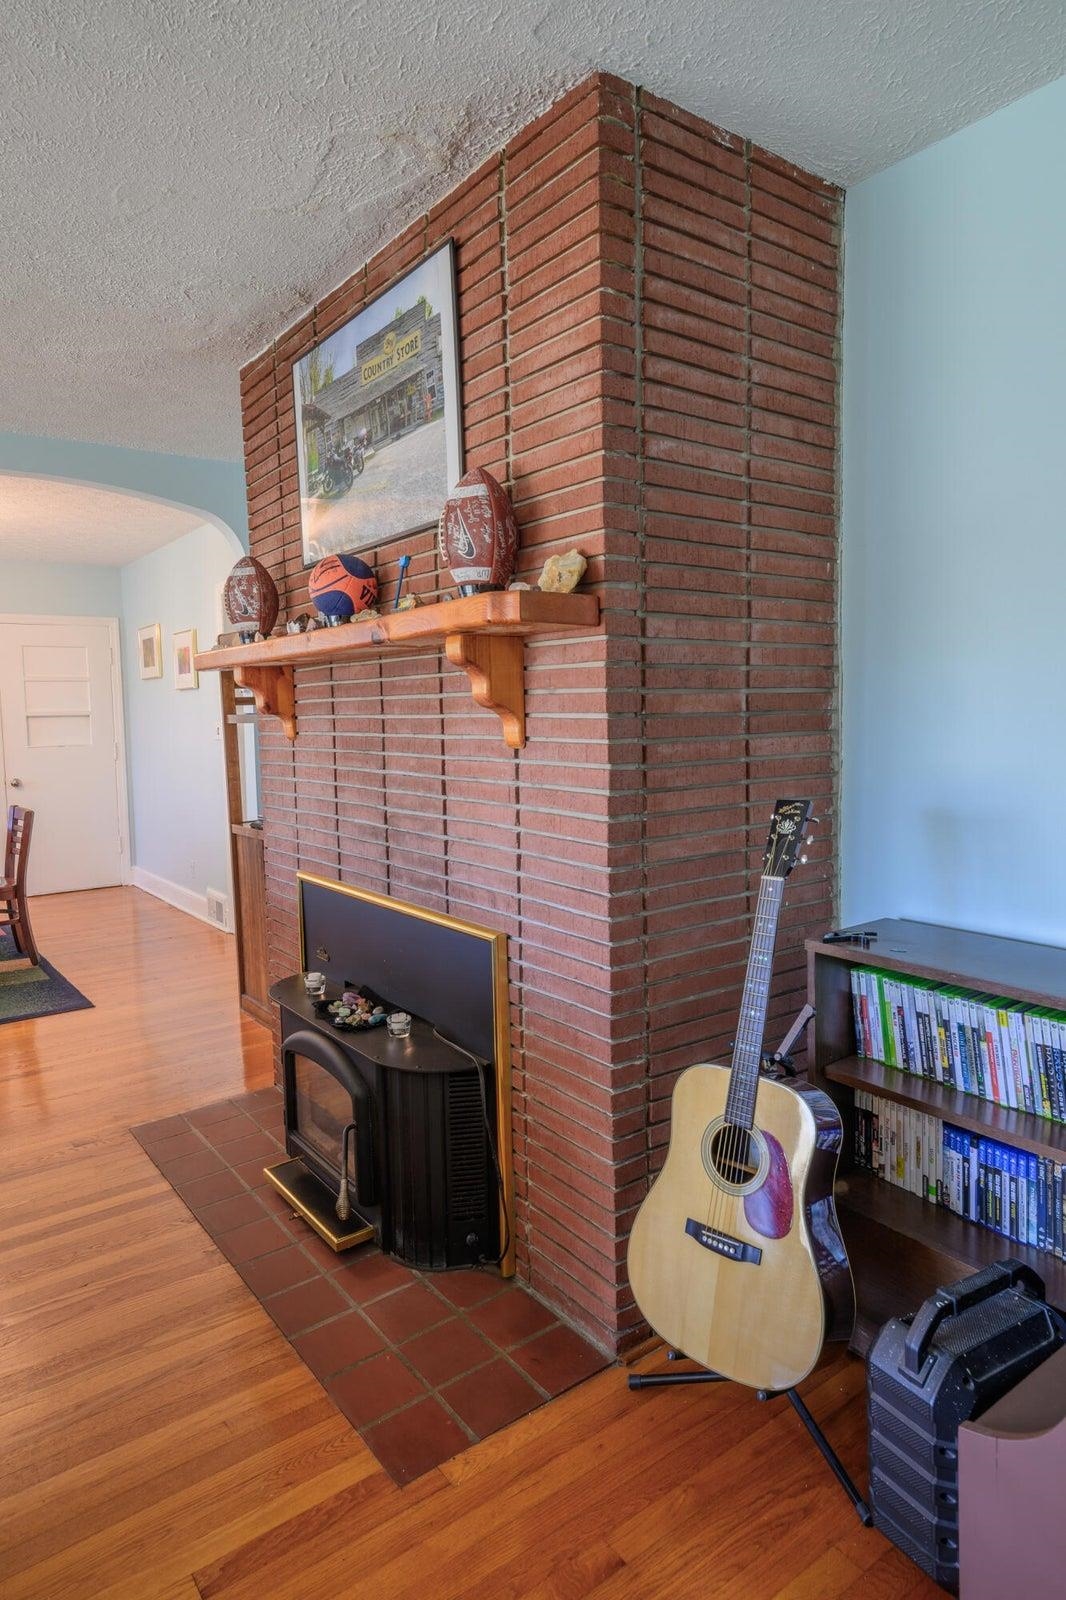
top-left (867, 1259), bottom-right (1065, 1592)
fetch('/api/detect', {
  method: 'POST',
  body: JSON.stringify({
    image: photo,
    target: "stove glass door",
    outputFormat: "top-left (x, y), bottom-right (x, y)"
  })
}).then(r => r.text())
top-left (292, 1054), bottom-right (357, 1183)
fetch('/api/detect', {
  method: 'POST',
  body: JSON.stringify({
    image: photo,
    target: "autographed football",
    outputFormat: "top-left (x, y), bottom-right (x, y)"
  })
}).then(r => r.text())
top-left (437, 467), bottom-right (519, 595)
top-left (223, 555), bottom-right (279, 641)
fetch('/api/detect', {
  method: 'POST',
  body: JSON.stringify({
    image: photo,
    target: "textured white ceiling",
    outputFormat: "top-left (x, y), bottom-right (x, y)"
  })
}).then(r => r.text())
top-left (3, 1), bottom-right (1063, 462)
top-left (0, 475), bottom-right (205, 565)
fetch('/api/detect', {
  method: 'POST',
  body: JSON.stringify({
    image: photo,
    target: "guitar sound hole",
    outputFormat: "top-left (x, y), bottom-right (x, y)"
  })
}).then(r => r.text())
top-left (709, 1125), bottom-right (761, 1187)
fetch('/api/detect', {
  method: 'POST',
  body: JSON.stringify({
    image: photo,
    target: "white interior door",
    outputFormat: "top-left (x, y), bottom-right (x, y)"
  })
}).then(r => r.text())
top-left (0, 617), bottom-right (128, 895)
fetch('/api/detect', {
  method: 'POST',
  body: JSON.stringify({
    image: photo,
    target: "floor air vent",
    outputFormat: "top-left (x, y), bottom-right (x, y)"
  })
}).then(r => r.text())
top-left (206, 888), bottom-right (230, 930)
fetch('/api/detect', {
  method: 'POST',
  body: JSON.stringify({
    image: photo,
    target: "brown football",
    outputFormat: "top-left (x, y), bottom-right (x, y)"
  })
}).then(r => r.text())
top-left (224, 555), bottom-right (279, 639)
top-left (437, 467), bottom-right (519, 595)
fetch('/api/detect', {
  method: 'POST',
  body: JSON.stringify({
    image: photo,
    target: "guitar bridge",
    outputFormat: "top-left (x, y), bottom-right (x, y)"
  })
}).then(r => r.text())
top-left (685, 1218), bottom-right (762, 1265)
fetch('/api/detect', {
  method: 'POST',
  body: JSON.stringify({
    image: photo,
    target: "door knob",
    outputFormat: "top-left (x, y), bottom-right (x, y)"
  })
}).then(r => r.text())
top-left (9, 778), bottom-right (22, 788)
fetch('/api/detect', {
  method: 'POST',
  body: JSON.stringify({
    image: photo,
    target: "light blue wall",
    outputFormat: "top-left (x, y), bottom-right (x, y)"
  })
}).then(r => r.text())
top-left (0, 433), bottom-right (249, 551)
top-left (0, 559), bottom-right (121, 617)
top-left (841, 75), bottom-right (1066, 946)
top-left (120, 523), bottom-right (237, 910)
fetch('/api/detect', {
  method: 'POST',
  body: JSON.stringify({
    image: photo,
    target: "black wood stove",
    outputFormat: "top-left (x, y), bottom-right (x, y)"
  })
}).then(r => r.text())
top-left (264, 873), bottom-right (511, 1273)
top-left (269, 979), bottom-right (500, 1270)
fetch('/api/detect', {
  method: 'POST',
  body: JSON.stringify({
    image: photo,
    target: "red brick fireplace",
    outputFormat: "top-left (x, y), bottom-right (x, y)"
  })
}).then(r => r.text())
top-left (239, 73), bottom-right (840, 1353)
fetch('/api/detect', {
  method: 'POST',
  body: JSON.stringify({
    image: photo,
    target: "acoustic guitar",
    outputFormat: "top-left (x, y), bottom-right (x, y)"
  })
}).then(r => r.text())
top-left (627, 799), bottom-right (853, 1392)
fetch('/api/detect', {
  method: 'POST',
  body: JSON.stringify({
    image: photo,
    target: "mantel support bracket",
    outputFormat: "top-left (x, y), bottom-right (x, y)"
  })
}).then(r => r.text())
top-left (234, 663), bottom-right (297, 741)
top-left (232, 636), bottom-right (527, 748)
top-left (444, 632), bottom-right (525, 749)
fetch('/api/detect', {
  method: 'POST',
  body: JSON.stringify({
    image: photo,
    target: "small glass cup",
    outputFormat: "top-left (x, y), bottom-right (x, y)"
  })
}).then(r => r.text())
top-left (303, 971), bottom-right (327, 1002)
top-left (386, 1011), bottom-right (412, 1039)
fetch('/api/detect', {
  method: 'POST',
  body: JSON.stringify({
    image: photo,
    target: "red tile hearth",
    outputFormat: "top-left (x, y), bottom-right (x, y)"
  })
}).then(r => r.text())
top-left (266, 1273), bottom-right (350, 1336)
top-left (364, 1283), bottom-right (452, 1344)
top-left (402, 1318), bottom-right (494, 1387)
top-left (441, 1358), bottom-right (542, 1437)
top-left (132, 1089), bottom-right (610, 1485)
top-left (327, 1351), bottom-right (426, 1430)
top-left (364, 1397), bottom-right (471, 1487)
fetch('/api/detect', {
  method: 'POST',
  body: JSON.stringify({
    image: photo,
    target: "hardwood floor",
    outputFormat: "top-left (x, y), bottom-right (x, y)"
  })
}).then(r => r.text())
top-left (0, 887), bottom-right (940, 1599)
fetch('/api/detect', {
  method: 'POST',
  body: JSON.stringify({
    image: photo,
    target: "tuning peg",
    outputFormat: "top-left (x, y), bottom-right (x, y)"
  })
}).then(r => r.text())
top-left (799, 855), bottom-right (808, 865)
top-left (806, 835), bottom-right (814, 845)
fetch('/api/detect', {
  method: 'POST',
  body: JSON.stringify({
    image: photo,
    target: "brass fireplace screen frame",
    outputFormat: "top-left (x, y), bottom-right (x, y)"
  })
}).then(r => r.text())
top-left (296, 871), bottom-right (515, 1277)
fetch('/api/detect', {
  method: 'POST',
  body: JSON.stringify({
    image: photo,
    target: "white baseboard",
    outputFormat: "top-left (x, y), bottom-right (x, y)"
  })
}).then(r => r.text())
top-left (131, 866), bottom-right (232, 932)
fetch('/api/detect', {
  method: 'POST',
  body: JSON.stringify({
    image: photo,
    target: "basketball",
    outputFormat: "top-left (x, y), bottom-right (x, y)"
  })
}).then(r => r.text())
top-left (308, 553), bottom-right (378, 619)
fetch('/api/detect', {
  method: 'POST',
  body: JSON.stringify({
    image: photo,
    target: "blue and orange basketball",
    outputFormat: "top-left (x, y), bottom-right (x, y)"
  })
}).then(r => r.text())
top-left (308, 553), bottom-right (378, 619)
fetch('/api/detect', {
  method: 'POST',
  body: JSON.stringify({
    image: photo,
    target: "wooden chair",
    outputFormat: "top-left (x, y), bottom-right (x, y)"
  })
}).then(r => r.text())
top-left (1, 806), bottom-right (39, 965)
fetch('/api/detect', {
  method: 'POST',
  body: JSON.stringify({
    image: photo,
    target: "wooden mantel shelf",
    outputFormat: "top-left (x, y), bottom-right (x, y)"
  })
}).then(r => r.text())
top-left (194, 589), bottom-right (600, 748)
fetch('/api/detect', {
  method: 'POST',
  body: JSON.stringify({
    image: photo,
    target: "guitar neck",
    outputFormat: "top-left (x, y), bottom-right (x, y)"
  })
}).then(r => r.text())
top-left (724, 873), bottom-right (786, 1128)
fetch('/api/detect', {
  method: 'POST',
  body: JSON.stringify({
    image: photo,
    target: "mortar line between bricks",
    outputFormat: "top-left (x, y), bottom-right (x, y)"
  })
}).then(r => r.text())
top-left (330, 658), bottom-right (341, 877)
top-left (632, 84), bottom-right (653, 1261)
top-left (830, 187), bottom-right (844, 926)
top-left (743, 141), bottom-right (755, 920)
top-left (497, 139), bottom-right (527, 1284)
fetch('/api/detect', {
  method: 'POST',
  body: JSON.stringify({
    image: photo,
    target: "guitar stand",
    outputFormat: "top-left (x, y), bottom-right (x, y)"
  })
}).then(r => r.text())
top-left (627, 994), bottom-right (871, 1525)
top-left (761, 1001), bottom-right (816, 1080)
top-left (628, 1353), bottom-right (872, 1524)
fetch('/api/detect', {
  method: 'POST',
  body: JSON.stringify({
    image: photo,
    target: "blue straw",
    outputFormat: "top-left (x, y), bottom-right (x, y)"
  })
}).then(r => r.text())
top-left (393, 554), bottom-right (411, 611)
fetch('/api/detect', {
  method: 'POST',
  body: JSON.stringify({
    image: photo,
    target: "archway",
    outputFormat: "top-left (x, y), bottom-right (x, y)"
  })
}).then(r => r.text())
top-left (0, 470), bottom-right (248, 926)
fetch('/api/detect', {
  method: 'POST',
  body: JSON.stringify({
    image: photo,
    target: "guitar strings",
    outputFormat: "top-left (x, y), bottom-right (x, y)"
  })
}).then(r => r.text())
top-left (729, 879), bottom-right (767, 1213)
top-left (740, 876), bottom-right (777, 1196)
top-left (713, 899), bottom-right (754, 1233)
top-left (719, 887), bottom-right (757, 1227)
top-left (711, 869), bottom-right (779, 1236)
top-left (700, 809), bottom-right (807, 1244)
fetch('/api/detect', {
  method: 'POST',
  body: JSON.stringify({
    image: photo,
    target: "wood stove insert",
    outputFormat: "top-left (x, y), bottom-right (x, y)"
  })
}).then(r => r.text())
top-left (267, 874), bottom-right (514, 1275)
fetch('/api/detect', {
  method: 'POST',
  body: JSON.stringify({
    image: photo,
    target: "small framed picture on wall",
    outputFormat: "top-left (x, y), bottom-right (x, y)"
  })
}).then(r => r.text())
top-left (292, 239), bottom-right (463, 566)
top-left (173, 629), bottom-right (199, 690)
top-left (138, 624), bottom-right (162, 679)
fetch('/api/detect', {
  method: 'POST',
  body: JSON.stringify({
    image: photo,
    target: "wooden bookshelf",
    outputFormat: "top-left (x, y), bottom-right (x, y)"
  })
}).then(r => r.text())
top-left (838, 1170), bottom-right (1066, 1354)
top-left (808, 917), bottom-right (1066, 1354)
top-left (824, 1055), bottom-right (1066, 1164)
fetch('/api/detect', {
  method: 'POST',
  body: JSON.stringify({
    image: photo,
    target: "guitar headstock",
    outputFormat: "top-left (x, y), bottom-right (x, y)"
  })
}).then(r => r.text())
top-left (763, 798), bottom-right (815, 880)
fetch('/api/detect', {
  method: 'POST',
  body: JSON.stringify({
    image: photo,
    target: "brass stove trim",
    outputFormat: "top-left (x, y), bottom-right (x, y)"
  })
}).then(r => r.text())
top-left (264, 1157), bottom-right (374, 1252)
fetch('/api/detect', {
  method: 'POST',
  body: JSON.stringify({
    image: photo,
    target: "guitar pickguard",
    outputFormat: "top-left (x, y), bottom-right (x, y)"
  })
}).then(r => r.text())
top-left (743, 1130), bottom-right (794, 1239)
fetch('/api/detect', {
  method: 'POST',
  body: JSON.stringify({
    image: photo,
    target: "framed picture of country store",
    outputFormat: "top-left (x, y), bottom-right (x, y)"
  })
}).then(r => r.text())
top-left (292, 240), bottom-right (464, 566)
